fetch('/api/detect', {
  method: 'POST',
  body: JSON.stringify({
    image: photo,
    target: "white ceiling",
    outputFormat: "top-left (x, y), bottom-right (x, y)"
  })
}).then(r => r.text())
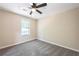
top-left (0, 3), bottom-right (79, 19)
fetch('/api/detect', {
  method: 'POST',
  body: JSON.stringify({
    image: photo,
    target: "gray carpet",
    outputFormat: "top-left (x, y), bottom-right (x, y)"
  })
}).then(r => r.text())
top-left (0, 39), bottom-right (79, 56)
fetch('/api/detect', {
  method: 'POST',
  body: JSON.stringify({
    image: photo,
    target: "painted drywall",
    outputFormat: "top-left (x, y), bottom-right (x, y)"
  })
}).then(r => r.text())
top-left (0, 10), bottom-right (37, 49)
top-left (38, 8), bottom-right (79, 52)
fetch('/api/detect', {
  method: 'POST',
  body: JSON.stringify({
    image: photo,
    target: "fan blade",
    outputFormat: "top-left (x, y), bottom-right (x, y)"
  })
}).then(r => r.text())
top-left (33, 3), bottom-right (36, 6)
top-left (30, 11), bottom-right (32, 15)
top-left (36, 10), bottom-right (42, 14)
top-left (36, 3), bottom-right (47, 8)
top-left (32, 3), bottom-right (37, 8)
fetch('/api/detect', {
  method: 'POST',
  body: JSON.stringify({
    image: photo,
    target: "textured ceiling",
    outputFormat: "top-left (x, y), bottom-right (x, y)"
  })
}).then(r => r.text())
top-left (0, 3), bottom-right (79, 19)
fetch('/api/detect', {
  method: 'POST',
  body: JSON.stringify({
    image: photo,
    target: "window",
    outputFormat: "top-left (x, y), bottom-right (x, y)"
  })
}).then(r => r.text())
top-left (21, 19), bottom-right (30, 36)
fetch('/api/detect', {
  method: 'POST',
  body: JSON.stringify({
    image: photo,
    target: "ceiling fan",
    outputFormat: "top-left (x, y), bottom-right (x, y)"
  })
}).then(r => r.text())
top-left (23, 3), bottom-right (47, 15)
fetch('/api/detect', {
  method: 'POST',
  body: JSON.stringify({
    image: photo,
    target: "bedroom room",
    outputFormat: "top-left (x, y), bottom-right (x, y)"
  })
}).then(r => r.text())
top-left (0, 3), bottom-right (79, 56)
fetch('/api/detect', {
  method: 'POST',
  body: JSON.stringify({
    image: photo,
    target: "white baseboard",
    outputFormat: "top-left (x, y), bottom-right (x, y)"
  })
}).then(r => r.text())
top-left (0, 38), bottom-right (35, 50)
top-left (1, 38), bottom-right (79, 53)
top-left (39, 38), bottom-right (79, 53)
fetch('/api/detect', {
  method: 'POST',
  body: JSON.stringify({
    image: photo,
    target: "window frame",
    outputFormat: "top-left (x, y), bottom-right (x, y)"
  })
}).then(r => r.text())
top-left (21, 19), bottom-right (30, 36)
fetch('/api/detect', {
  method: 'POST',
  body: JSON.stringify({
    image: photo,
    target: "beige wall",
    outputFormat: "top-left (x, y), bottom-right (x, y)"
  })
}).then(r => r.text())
top-left (38, 8), bottom-right (79, 52)
top-left (0, 10), bottom-right (37, 49)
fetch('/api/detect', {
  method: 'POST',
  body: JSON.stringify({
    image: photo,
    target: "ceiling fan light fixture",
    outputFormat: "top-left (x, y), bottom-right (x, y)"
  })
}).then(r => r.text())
top-left (31, 8), bottom-right (36, 12)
